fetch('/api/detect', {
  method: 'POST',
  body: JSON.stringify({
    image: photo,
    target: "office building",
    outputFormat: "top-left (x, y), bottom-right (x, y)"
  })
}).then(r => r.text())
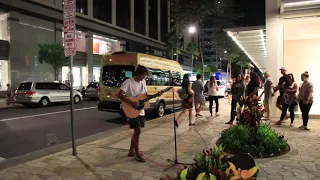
top-left (0, 0), bottom-right (170, 93)
top-left (199, 28), bottom-right (221, 69)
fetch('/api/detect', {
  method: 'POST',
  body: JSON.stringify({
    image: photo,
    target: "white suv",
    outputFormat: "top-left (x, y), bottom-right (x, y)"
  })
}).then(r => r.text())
top-left (15, 82), bottom-right (82, 107)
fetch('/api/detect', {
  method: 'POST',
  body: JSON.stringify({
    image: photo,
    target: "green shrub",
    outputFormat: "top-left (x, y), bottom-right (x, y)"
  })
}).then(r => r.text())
top-left (219, 123), bottom-right (289, 158)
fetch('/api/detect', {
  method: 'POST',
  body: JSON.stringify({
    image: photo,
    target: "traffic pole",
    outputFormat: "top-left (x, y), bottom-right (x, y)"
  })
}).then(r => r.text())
top-left (69, 56), bottom-right (77, 156)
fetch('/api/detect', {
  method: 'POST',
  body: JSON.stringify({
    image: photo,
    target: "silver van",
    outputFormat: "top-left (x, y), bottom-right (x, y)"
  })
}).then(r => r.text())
top-left (15, 82), bottom-right (82, 107)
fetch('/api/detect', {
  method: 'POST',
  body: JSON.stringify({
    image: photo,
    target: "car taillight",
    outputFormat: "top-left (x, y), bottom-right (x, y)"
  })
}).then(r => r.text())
top-left (25, 91), bottom-right (36, 95)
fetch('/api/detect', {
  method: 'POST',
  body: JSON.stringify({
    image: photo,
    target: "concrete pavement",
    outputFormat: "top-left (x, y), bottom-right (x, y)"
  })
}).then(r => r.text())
top-left (1, 99), bottom-right (320, 180)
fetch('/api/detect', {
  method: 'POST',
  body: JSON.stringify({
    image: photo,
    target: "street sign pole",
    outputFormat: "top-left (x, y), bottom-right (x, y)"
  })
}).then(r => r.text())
top-left (69, 56), bottom-right (76, 156)
top-left (64, 0), bottom-right (77, 156)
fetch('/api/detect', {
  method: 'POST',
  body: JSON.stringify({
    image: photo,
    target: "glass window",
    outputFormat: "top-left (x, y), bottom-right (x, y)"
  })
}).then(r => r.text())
top-left (116, 0), bottom-right (131, 30)
top-left (146, 68), bottom-right (170, 86)
top-left (149, 1), bottom-right (158, 39)
top-left (101, 65), bottom-right (135, 87)
top-left (134, 0), bottom-right (146, 35)
top-left (93, 0), bottom-right (112, 23)
top-left (18, 82), bottom-right (32, 90)
top-left (87, 82), bottom-right (99, 89)
top-left (60, 84), bottom-right (70, 90)
top-left (170, 71), bottom-right (182, 86)
top-left (160, 0), bottom-right (168, 42)
top-left (93, 35), bottom-right (121, 55)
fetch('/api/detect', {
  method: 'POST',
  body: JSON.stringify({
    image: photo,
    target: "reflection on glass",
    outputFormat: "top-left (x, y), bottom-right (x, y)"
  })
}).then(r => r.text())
top-left (102, 65), bottom-right (135, 87)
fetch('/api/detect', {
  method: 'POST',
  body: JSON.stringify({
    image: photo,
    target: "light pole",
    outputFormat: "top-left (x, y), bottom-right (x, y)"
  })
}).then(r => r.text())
top-left (224, 50), bottom-right (231, 82)
top-left (189, 25), bottom-right (204, 81)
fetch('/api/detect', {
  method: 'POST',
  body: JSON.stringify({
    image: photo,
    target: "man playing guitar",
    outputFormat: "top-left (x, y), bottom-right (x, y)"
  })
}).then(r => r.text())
top-left (117, 65), bottom-right (149, 162)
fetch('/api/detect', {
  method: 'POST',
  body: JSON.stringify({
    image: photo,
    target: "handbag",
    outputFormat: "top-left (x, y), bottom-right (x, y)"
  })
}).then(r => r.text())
top-left (178, 88), bottom-right (188, 100)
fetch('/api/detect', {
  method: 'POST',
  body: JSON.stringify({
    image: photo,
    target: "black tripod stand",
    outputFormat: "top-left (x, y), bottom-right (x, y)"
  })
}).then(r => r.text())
top-left (164, 77), bottom-right (192, 171)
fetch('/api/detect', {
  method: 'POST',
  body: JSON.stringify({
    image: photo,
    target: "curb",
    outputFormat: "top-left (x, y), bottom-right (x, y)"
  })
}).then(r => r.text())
top-left (0, 112), bottom-right (178, 171)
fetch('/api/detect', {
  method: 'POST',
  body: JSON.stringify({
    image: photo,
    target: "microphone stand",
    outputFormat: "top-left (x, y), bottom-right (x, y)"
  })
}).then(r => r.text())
top-left (164, 77), bottom-right (192, 171)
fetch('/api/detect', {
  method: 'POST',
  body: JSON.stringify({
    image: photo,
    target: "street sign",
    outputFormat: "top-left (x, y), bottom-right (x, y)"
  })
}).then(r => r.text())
top-left (63, 0), bottom-right (76, 57)
top-left (63, 0), bottom-right (77, 156)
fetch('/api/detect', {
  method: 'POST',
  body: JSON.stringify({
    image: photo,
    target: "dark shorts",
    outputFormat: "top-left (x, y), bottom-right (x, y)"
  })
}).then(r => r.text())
top-left (128, 115), bottom-right (145, 129)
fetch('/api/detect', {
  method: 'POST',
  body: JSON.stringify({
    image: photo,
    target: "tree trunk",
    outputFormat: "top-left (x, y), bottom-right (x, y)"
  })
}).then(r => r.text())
top-left (53, 67), bottom-right (60, 81)
top-left (171, 50), bottom-right (174, 60)
top-left (196, 32), bottom-right (204, 82)
top-left (191, 54), bottom-right (194, 72)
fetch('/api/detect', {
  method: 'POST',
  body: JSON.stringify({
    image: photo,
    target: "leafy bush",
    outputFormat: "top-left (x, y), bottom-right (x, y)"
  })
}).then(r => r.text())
top-left (160, 144), bottom-right (259, 180)
top-left (219, 123), bottom-right (289, 158)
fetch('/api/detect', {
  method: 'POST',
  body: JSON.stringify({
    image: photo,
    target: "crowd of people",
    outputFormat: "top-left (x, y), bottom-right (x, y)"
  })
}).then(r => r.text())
top-left (174, 67), bottom-right (314, 131)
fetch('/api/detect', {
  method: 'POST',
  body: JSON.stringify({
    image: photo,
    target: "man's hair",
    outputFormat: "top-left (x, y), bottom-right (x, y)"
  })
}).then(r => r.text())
top-left (196, 74), bottom-right (201, 79)
top-left (135, 65), bottom-right (148, 76)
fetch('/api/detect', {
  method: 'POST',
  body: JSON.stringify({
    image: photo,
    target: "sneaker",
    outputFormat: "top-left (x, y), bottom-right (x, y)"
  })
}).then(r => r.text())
top-left (298, 125), bottom-right (304, 129)
top-left (303, 127), bottom-right (310, 131)
top-left (225, 121), bottom-right (233, 125)
top-left (134, 154), bottom-right (146, 162)
top-left (215, 113), bottom-right (220, 116)
top-left (128, 150), bottom-right (135, 157)
top-left (290, 123), bottom-right (293, 127)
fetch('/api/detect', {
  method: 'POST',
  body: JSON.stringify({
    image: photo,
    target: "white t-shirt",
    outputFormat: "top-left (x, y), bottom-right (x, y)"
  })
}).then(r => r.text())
top-left (120, 78), bottom-right (147, 116)
top-left (207, 82), bottom-right (218, 96)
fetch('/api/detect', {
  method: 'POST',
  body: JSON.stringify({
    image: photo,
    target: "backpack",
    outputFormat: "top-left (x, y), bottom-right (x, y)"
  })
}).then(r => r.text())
top-left (178, 88), bottom-right (188, 100)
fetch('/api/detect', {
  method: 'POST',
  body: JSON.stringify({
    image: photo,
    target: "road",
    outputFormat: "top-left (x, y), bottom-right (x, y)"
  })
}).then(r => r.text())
top-left (0, 100), bottom-right (159, 160)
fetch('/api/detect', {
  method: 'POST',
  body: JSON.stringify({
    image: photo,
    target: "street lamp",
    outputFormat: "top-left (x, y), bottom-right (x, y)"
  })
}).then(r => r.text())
top-left (189, 26), bottom-right (196, 34)
top-left (188, 25), bottom-right (204, 81)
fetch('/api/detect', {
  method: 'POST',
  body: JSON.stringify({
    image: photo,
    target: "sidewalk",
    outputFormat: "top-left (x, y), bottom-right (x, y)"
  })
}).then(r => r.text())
top-left (1, 99), bottom-right (320, 180)
top-left (0, 98), bottom-right (19, 110)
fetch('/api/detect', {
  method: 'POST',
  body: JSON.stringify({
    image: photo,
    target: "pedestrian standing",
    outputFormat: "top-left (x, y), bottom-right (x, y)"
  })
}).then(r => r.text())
top-left (226, 73), bottom-right (245, 124)
top-left (6, 83), bottom-right (14, 105)
top-left (260, 71), bottom-right (274, 120)
top-left (298, 71), bottom-right (313, 130)
top-left (192, 74), bottom-right (206, 117)
top-left (273, 67), bottom-right (289, 120)
top-left (275, 73), bottom-right (298, 126)
top-left (207, 76), bottom-right (220, 117)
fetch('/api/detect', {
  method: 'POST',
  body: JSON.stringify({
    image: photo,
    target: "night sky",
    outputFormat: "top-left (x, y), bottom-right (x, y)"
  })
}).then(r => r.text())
top-left (236, 0), bottom-right (265, 26)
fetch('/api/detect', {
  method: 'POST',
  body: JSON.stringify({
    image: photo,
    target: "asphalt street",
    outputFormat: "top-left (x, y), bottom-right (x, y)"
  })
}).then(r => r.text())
top-left (0, 100), bottom-right (159, 160)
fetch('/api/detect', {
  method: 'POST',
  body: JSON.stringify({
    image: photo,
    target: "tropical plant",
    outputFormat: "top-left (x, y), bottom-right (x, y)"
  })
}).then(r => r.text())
top-left (237, 96), bottom-right (265, 126)
top-left (234, 54), bottom-right (252, 73)
top-left (161, 145), bottom-right (259, 179)
top-left (164, 30), bottom-right (183, 60)
top-left (38, 43), bottom-right (68, 80)
top-left (226, 162), bottom-right (258, 180)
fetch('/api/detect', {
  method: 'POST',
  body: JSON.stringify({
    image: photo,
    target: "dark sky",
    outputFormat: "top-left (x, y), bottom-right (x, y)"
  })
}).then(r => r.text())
top-left (235, 0), bottom-right (265, 26)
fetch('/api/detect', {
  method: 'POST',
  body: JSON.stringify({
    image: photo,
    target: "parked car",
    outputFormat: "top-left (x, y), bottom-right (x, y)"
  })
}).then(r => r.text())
top-left (15, 82), bottom-right (82, 107)
top-left (83, 82), bottom-right (99, 100)
top-left (204, 80), bottom-right (226, 100)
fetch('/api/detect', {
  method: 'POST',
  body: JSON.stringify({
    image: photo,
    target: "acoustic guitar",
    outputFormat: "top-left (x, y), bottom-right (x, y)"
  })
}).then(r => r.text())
top-left (121, 87), bottom-right (173, 118)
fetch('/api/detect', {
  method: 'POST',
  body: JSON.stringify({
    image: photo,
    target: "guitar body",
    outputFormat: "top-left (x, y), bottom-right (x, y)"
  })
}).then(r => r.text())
top-left (121, 94), bottom-right (151, 118)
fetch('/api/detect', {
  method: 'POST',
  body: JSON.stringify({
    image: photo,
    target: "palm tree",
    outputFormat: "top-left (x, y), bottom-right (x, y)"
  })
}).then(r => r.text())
top-left (164, 30), bottom-right (183, 60)
top-left (186, 41), bottom-right (200, 72)
top-left (235, 54), bottom-right (252, 73)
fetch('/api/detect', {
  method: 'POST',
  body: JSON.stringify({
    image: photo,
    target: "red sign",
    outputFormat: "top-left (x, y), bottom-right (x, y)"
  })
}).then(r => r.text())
top-left (63, 0), bottom-right (76, 57)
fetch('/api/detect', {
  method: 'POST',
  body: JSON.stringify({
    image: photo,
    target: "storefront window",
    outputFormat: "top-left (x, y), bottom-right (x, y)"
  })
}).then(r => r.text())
top-left (0, 13), bottom-right (9, 90)
top-left (283, 17), bottom-right (320, 114)
top-left (62, 30), bottom-right (86, 52)
top-left (93, 34), bottom-right (121, 55)
top-left (93, 67), bottom-right (100, 82)
top-left (62, 66), bottom-right (82, 87)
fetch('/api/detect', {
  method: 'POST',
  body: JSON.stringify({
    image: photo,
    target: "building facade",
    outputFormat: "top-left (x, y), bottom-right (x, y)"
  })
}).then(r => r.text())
top-left (199, 28), bottom-right (221, 69)
top-left (226, 0), bottom-right (320, 117)
top-left (0, 0), bottom-right (170, 92)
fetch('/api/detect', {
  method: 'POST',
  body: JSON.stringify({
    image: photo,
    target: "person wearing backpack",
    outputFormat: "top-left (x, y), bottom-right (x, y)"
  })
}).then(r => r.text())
top-left (176, 74), bottom-right (194, 127)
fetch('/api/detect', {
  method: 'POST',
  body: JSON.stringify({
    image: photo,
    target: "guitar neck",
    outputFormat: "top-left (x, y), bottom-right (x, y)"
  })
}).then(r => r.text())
top-left (141, 94), bottom-right (158, 103)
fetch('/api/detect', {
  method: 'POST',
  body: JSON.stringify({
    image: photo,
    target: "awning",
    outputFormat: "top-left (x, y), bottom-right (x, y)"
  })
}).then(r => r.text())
top-left (281, 0), bottom-right (320, 13)
top-left (224, 26), bottom-right (266, 71)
